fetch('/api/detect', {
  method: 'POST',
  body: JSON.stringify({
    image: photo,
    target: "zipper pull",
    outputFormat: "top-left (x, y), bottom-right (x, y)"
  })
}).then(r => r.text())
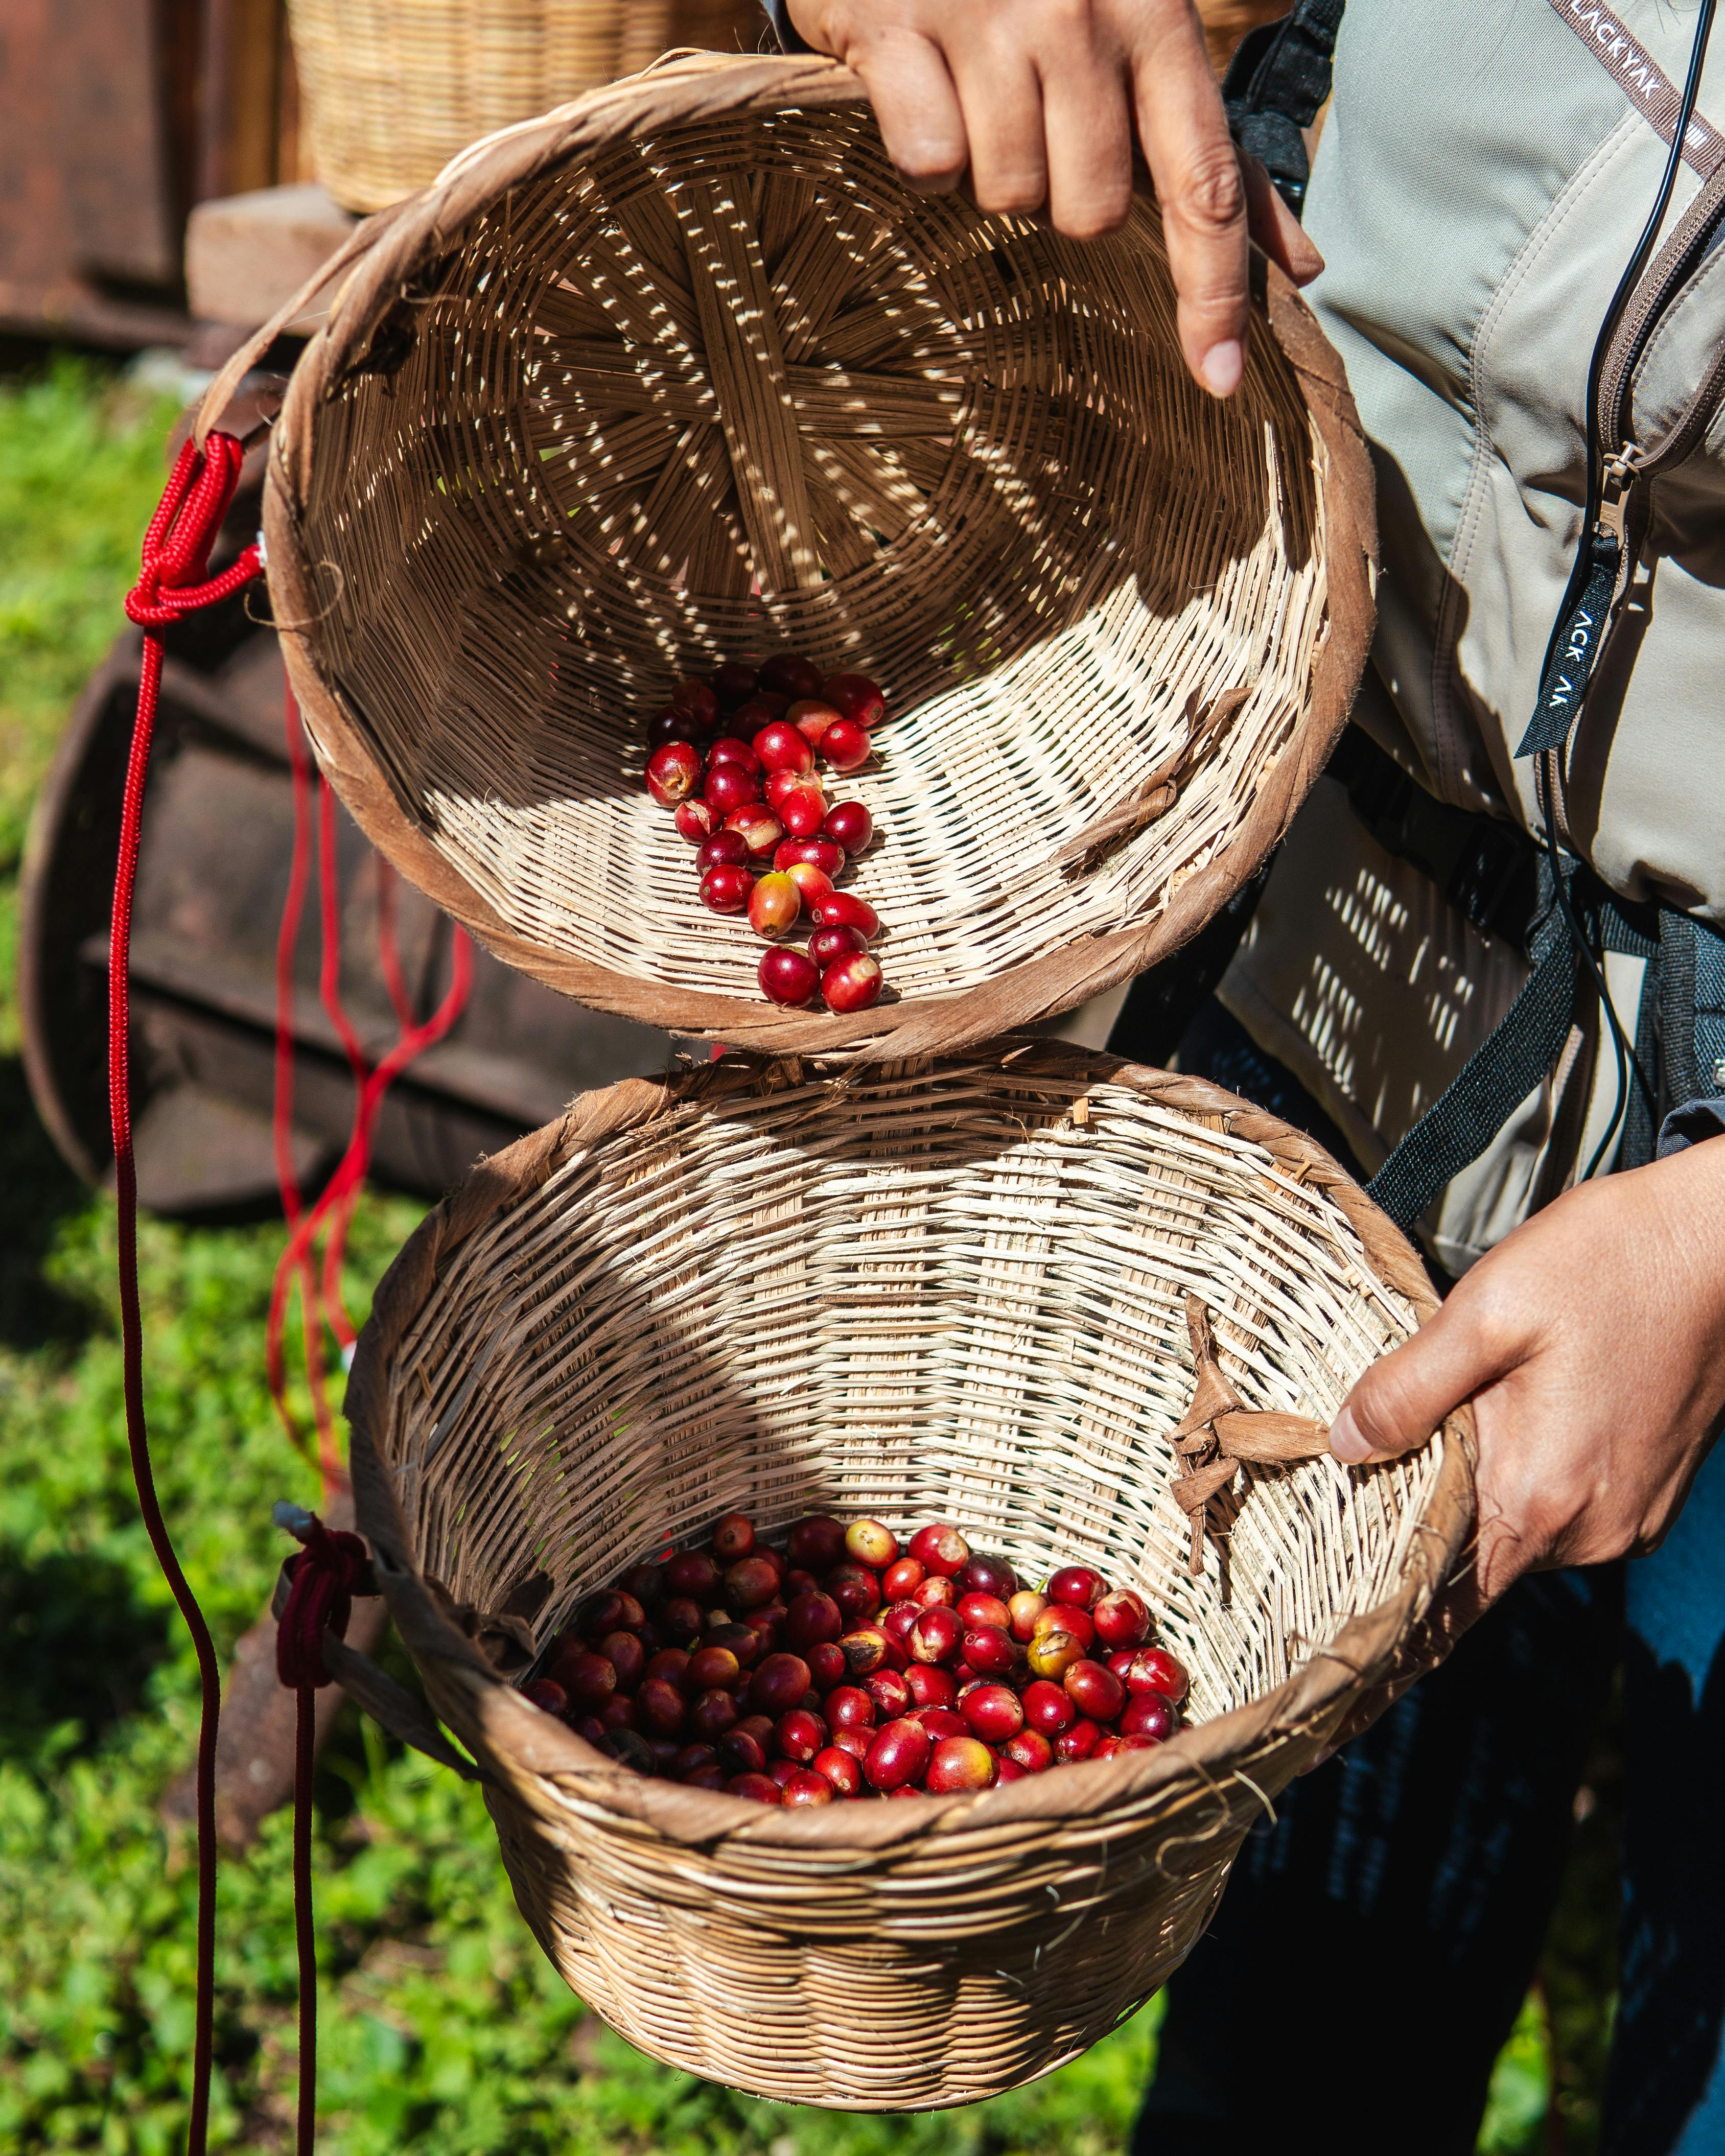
top-left (1516, 443), bottom-right (1640, 759)
top-left (1596, 443), bottom-right (1641, 544)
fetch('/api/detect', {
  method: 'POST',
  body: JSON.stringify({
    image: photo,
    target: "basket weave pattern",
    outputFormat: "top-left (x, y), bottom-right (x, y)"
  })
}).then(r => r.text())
top-left (261, 54), bottom-right (1374, 1057)
top-left (287, 0), bottom-right (764, 212)
top-left (348, 1045), bottom-right (1471, 2108)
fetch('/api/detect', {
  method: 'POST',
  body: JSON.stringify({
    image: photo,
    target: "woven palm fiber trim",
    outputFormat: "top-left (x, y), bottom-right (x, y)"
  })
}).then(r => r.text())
top-left (198, 50), bottom-right (1376, 1061)
top-left (344, 1041), bottom-right (1471, 2109)
top-left (288, 1), bottom-right (766, 213)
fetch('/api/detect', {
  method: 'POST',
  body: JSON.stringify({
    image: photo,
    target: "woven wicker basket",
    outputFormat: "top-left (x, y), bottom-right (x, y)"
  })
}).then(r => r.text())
top-left (287, 1), bottom-right (764, 212)
top-left (223, 49), bottom-right (1374, 1060)
top-left (346, 1042), bottom-right (1471, 2110)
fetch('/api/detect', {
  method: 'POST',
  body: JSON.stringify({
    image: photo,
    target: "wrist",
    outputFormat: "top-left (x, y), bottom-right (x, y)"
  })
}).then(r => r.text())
top-left (1656, 1130), bottom-right (1725, 1303)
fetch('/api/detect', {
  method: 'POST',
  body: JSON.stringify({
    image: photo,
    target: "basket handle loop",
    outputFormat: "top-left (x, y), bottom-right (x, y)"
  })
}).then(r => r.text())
top-left (191, 201), bottom-right (404, 453)
top-left (270, 1558), bottom-right (492, 1785)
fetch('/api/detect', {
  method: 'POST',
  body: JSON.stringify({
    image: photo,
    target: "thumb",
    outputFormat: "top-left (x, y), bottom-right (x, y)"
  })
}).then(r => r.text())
top-left (1330, 1297), bottom-right (1509, 1465)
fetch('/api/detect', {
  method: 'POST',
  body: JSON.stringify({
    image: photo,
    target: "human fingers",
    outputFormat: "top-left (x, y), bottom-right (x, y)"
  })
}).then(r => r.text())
top-left (1037, 35), bottom-right (1135, 239)
top-left (1127, 0), bottom-right (1250, 393)
top-left (1330, 1290), bottom-right (1520, 1465)
top-left (942, 21), bottom-right (1050, 217)
top-left (1240, 153), bottom-right (1325, 286)
top-left (805, 9), bottom-right (970, 193)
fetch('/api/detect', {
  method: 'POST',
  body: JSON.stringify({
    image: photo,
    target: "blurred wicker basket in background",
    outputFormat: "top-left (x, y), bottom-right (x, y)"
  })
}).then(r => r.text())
top-left (349, 1043), bottom-right (1471, 2110)
top-left (286, 0), bottom-right (764, 210)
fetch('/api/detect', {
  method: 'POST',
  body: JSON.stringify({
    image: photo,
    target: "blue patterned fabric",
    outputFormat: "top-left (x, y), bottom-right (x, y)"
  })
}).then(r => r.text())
top-left (1660, 1100), bottom-right (1725, 1159)
top-left (1134, 1568), bottom-right (1618, 2155)
top-left (1609, 1452), bottom-right (1725, 2153)
top-left (759, 0), bottom-right (808, 52)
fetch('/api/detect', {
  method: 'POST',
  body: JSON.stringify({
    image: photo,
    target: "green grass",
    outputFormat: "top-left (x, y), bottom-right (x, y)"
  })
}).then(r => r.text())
top-left (0, 351), bottom-right (1604, 2153)
top-left (0, 358), bottom-right (197, 1055)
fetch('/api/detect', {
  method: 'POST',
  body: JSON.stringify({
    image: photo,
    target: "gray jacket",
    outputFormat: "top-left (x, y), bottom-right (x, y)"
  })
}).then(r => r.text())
top-left (757, 1), bottom-right (1725, 1214)
top-left (1219, 0), bottom-right (1725, 1259)
top-left (1308, 0), bottom-right (1725, 925)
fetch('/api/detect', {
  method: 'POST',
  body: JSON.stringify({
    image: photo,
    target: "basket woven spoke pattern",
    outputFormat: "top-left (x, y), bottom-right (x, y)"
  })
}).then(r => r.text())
top-left (348, 1044), bottom-right (1469, 2109)
top-left (263, 54), bottom-right (1373, 1056)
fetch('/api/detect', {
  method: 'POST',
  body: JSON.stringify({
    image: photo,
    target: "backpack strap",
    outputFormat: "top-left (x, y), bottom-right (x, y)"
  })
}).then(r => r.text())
top-left (1223, 0), bottom-right (1347, 215)
top-left (1365, 863), bottom-right (1581, 1230)
top-left (1364, 860), bottom-right (1689, 1226)
top-left (1652, 909), bottom-right (1725, 1119)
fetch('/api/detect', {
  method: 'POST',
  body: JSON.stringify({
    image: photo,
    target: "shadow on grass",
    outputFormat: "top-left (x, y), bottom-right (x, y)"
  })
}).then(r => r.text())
top-left (0, 1056), bottom-right (100, 1349)
top-left (0, 1540), bottom-right (173, 1768)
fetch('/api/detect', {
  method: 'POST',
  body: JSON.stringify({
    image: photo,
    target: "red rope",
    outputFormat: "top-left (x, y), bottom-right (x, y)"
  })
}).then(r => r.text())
top-left (120, 438), bottom-right (470, 2156)
top-left (266, 689), bottom-right (344, 1489)
top-left (316, 924), bottom-right (474, 1351)
top-left (375, 861), bottom-right (416, 1032)
top-left (266, 699), bottom-right (474, 1476)
top-left (272, 693), bottom-right (314, 1243)
top-left (116, 432), bottom-right (260, 2156)
top-left (316, 954), bottom-right (467, 1339)
top-left (316, 776), bottom-right (370, 1081)
top-left (275, 1515), bottom-right (368, 1688)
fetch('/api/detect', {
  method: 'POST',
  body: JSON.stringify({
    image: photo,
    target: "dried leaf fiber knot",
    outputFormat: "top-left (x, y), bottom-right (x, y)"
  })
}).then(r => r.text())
top-left (1170, 1293), bottom-right (1331, 1578)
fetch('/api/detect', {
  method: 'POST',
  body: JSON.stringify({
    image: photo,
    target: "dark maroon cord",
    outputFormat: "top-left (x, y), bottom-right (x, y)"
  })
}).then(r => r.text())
top-left (276, 1516), bottom-right (367, 2155)
top-left (294, 1683), bottom-right (317, 2155)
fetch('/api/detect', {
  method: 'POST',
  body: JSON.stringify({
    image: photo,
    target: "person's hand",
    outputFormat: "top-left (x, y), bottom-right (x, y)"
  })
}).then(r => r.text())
top-left (1336, 1130), bottom-right (1725, 1600)
top-left (1307, 1134), bottom-right (1725, 1764)
top-left (786, 0), bottom-right (1322, 397)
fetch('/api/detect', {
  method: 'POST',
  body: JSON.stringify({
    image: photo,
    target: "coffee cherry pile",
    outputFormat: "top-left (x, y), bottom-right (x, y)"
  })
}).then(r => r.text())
top-left (641, 653), bottom-right (890, 1013)
top-left (523, 1512), bottom-right (1191, 1806)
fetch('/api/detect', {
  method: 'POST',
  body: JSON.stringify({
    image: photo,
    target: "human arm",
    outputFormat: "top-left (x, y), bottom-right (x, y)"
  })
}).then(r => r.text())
top-left (1301, 1130), bottom-right (1725, 1762)
top-left (775, 0), bottom-right (1322, 395)
top-left (1331, 1131), bottom-right (1725, 1610)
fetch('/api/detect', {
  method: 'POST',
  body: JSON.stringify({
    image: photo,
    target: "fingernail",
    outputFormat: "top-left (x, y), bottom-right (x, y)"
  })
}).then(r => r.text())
top-left (1199, 339), bottom-right (1243, 397)
top-left (1329, 1406), bottom-right (1371, 1465)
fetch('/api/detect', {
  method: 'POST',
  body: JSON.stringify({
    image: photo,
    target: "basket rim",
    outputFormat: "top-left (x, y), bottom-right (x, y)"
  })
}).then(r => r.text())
top-left (238, 48), bottom-right (1378, 1060)
top-left (346, 1040), bottom-right (1475, 1853)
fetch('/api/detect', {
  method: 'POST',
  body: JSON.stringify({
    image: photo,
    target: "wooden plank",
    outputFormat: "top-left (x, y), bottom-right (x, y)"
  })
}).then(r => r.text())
top-left (0, 0), bottom-right (184, 299)
top-left (185, 181), bottom-right (355, 329)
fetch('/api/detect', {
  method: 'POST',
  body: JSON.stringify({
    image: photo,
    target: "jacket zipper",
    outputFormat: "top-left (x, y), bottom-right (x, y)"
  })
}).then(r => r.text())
top-left (1518, 161), bottom-right (1725, 766)
top-left (1597, 157), bottom-right (1725, 487)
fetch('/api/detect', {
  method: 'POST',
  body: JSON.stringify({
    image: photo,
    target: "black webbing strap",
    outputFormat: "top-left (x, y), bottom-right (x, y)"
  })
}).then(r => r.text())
top-left (1223, 0), bottom-right (1347, 215)
top-left (1364, 858), bottom-right (1663, 1226)
top-left (1366, 877), bottom-right (1579, 1228)
top-left (1651, 908), bottom-right (1725, 1117)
